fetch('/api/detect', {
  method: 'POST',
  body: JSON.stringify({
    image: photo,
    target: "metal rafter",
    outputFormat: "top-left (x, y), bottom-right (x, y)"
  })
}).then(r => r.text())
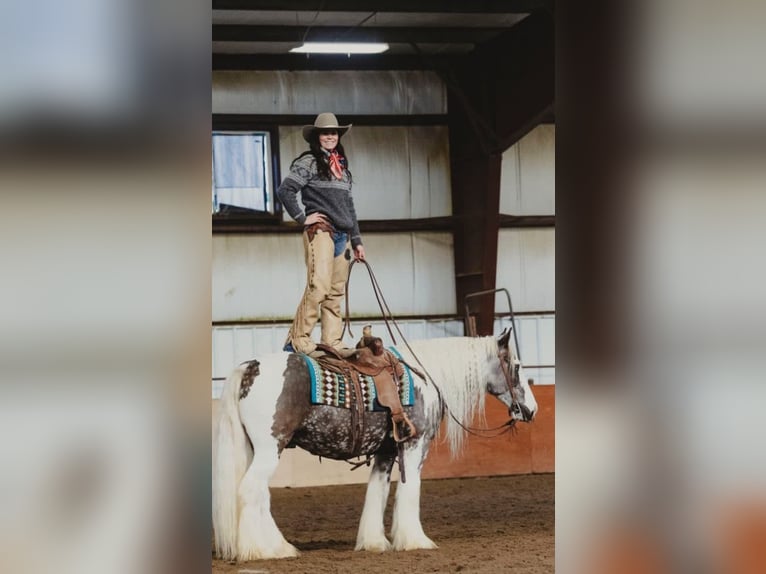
top-left (212, 1), bottom-right (548, 13)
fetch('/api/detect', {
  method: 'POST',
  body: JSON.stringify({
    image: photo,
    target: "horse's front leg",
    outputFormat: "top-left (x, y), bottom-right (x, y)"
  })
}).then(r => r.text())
top-left (391, 437), bottom-right (438, 550)
top-left (355, 453), bottom-right (395, 552)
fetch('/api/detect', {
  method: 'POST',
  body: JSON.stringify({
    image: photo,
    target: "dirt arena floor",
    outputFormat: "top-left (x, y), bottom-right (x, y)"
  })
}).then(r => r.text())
top-left (212, 473), bottom-right (554, 574)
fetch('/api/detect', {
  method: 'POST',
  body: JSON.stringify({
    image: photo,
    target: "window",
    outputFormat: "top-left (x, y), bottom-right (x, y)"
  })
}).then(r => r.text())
top-left (212, 131), bottom-right (275, 214)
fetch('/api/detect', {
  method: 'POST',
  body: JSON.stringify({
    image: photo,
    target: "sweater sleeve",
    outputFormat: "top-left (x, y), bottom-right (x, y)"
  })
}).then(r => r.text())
top-left (346, 190), bottom-right (363, 248)
top-left (276, 158), bottom-right (312, 225)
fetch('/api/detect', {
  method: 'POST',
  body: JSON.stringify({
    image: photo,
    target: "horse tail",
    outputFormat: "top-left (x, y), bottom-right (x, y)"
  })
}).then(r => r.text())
top-left (212, 364), bottom-right (251, 560)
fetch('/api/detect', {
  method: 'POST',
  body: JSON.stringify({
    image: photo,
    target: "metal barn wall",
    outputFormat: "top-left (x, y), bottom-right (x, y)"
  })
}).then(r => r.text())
top-left (212, 232), bottom-right (455, 322)
top-left (495, 125), bottom-right (555, 381)
top-left (213, 70), bottom-right (447, 115)
top-left (497, 125), bottom-right (555, 313)
top-left (500, 124), bottom-right (555, 215)
top-left (496, 228), bottom-right (556, 312)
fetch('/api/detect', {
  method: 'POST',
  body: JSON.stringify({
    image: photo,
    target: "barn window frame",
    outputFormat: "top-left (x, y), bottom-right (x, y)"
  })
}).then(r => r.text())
top-left (211, 121), bottom-right (282, 230)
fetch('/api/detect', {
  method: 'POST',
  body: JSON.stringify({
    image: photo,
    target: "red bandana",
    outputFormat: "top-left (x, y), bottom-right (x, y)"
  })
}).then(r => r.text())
top-left (328, 150), bottom-right (344, 180)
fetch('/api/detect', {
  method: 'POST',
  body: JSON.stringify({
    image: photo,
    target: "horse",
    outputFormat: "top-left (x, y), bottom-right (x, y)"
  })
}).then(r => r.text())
top-left (212, 328), bottom-right (538, 561)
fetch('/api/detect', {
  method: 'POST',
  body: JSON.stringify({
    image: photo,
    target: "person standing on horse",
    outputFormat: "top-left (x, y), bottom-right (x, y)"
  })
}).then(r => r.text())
top-left (278, 113), bottom-right (365, 357)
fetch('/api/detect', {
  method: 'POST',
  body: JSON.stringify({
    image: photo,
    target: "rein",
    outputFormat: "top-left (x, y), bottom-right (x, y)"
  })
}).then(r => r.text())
top-left (342, 259), bottom-right (521, 438)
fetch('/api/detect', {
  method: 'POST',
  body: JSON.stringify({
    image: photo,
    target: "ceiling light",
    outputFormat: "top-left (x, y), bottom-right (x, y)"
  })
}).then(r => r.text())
top-left (290, 42), bottom-right (390, 55)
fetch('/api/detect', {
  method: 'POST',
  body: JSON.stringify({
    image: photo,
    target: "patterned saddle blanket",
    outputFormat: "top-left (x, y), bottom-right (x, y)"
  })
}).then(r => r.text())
top-left (303, 347), bottom-right (415, 410)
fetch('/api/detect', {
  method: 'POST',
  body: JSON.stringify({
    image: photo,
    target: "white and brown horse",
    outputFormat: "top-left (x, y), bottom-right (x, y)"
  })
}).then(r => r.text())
top-left (212, 329), bottom-right (537, 561)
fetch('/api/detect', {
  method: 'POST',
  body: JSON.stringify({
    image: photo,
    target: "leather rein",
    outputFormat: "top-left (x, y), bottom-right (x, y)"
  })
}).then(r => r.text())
top-left (342, 259), bottom-right (523, 438)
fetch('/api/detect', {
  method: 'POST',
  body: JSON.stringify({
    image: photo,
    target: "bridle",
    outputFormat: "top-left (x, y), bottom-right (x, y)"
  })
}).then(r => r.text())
top-left (497, 345), bottom-right (524, 423)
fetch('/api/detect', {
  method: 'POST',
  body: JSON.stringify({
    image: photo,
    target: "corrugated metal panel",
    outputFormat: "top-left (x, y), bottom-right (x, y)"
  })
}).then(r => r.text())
top-left (500, 125), bottom-right (555, 216)
top-left (494, 314), bottom-right (556, 387)
top-left (495, 228), bottom-right (555, 312)
top-left (213, 232), bottom-right (456, 321)
top-left (212, 314), bottom-right (555, 397)
top-left (213, 71), bottom-right (447, 115)
top-left (212, 234), bottom-right (306, 321)
top-left (341, 232), bottom-right (457, 317)
top-left (279, 125), bottom-right (451, 220)
top-left (212, 327), bottom-right (235, 379)
top-left (537, 315), bottom-right (556, 365)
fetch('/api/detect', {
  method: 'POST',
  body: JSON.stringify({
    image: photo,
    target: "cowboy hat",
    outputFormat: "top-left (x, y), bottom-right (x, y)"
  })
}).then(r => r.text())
top-left (302, 112), bottom-right (352, 142)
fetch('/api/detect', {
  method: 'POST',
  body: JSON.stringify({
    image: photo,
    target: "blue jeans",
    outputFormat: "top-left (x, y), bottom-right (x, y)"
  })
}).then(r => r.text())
top-left (333, 231), bottom-right (348, 258)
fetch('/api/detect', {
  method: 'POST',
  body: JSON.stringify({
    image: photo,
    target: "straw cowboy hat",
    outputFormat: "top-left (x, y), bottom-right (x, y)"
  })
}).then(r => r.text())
top-left (302, 112), bottom-right (352, 142)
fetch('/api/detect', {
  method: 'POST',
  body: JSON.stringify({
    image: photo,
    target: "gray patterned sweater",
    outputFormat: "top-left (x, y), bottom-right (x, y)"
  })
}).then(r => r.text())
top-left (277, 152), bottom-right (363, 248)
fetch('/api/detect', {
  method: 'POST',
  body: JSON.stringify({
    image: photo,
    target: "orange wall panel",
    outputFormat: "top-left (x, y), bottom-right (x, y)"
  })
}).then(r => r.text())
top-left (530, 385), bottom-right (555, 472)
top-left (422, 385), bottom-right (554, 479)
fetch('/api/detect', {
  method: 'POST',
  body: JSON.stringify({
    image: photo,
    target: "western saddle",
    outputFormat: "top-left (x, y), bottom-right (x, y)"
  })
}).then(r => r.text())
top-left (314, 326), bottom-right (417, 444)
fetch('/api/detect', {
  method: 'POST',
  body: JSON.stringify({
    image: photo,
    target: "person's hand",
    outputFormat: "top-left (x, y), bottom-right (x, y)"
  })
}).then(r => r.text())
top-left (354, 245), bottom-right (366, 261)
top-left (304, 212), bottom-right (329, 226)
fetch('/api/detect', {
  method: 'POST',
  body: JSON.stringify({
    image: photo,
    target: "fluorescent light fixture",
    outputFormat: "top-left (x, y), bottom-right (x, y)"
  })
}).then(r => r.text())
top-left (290, 42), bottom-right (390, 54)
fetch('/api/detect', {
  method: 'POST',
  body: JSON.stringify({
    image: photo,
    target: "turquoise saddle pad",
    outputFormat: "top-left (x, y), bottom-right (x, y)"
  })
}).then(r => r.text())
top-left (303, 347), bottom-right (415, 410)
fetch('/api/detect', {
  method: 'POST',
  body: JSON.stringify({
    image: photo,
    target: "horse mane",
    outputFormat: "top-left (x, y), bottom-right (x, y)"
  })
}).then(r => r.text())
top-left (408, 336), bottom-right (499, 456)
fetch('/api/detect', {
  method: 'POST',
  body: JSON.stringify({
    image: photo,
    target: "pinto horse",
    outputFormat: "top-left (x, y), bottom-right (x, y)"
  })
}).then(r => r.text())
top-left (212, 329), bottom-right (537, 561)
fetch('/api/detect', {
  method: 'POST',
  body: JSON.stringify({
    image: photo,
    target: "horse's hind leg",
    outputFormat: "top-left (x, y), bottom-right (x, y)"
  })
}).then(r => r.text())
top-left (391, 437), bottom-right (438, 550)
top-left (355, 453), bottom-right (395, 552)
top-left (237, 432), bottom-right (299, 560)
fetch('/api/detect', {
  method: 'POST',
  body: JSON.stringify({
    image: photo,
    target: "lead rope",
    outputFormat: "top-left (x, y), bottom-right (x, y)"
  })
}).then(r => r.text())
top-left (342, 259), bottom-right (519, 438)
top-left (342, 259), bottom-right (397, 343)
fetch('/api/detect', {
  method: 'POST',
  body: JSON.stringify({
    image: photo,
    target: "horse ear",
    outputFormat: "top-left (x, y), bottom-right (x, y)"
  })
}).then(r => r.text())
top-left (496, 328), bottom-right (511, 349)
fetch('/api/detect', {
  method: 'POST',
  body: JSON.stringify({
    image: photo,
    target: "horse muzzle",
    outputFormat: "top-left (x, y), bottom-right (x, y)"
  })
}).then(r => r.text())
top-left (510, 403), bottom-right (535, 422)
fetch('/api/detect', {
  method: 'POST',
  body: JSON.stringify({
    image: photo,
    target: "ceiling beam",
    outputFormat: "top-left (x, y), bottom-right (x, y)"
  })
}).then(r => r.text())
top-left (488, 14), bottom-right (554, 151)
top-left (448, 11), bottom-right (554, 154)
top-left (212, 214), bottom-right (553, 235)
top-left (540, 108), bottom-right (556, 124)
top-left (213, 25), bottom-right (508, 44)
top-left (213, 53), bottom-right (459, 71)
top-left (212, 0), bottom-right (548, 13)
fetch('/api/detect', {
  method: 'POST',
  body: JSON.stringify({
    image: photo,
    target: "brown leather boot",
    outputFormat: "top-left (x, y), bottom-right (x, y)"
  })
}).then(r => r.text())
top-left (390, 409), bottom-right (417, 443)
top-left (373, 368), bottom-right (417, 442)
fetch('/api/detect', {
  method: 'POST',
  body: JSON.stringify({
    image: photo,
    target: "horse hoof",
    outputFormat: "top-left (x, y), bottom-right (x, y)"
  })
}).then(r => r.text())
top-left (392, 537), bottom-right (438, 551)
top-left (275, 542), bottom-right (301, 559)
top-left (238, 542), bottom-right (300, 561)
top-left (355, 539), bottom-right (392, 553)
